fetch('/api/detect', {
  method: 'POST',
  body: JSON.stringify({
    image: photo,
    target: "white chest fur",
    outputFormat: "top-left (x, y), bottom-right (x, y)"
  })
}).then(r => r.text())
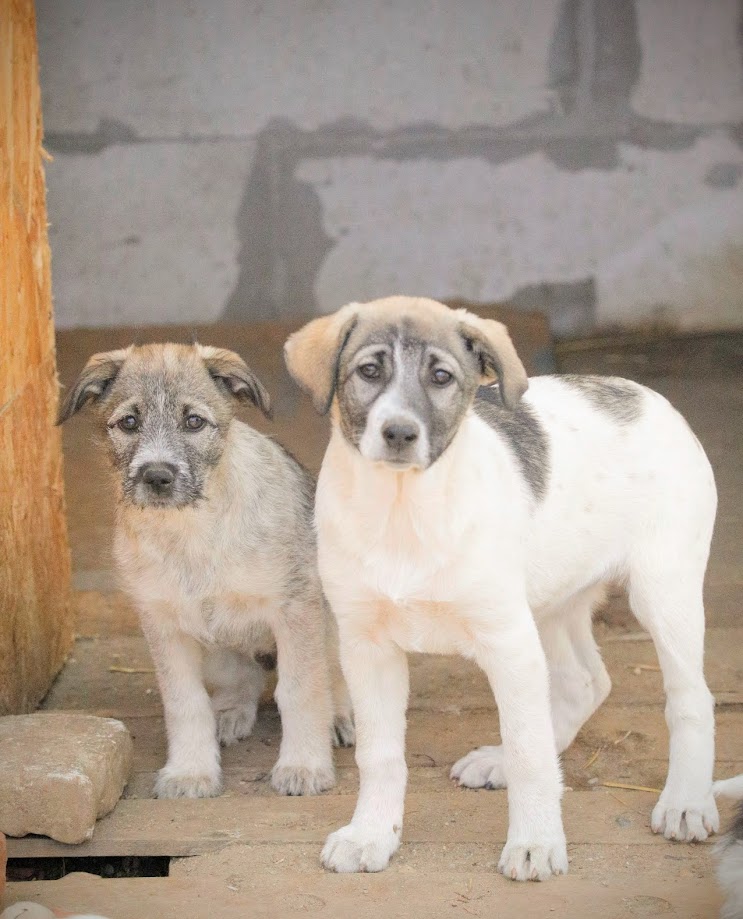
top-left (316, 414), bottom-right (526, 656)
top-left (115, 504), bottom-right (279, 650)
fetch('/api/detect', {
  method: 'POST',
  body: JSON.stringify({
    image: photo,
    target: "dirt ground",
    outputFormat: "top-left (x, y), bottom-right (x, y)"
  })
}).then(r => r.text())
top-left (4, 318), bottom-right (741, 918)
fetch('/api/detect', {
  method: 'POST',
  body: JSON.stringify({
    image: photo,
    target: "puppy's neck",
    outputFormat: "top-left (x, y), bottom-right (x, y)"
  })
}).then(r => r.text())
top-left (323, 411), bottom-right (476, 523)
top-left (320, 414), bottom-right (480, 568)
top-left (330, 410), bottom-right (470, 485)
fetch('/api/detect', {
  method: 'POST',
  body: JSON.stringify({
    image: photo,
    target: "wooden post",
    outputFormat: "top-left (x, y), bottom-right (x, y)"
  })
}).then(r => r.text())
top-left (0, 0), bottom-right (73, 713)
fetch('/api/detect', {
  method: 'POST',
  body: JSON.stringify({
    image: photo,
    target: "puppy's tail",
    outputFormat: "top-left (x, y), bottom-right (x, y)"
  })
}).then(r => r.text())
top-left (714, 775), bottom-right (743, 800)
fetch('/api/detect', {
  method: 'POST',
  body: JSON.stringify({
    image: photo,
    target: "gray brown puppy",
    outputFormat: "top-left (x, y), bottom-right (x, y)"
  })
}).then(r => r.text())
top-left (60, 342), bottom-right (353, 798)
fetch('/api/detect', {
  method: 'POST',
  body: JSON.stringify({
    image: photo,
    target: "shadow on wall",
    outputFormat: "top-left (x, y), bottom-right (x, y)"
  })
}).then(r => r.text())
top-left (219, 117), bottom-right (603, 336)
top-left (222, 120), bottom-right (333, 323)
top-left (217, 0), bottom-right (743, 336)
top-left (220, 0), bottom-right (643, 328)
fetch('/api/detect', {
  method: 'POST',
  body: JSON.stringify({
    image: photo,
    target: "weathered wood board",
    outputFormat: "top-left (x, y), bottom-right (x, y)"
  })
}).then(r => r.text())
top-left (4, 871), bottom-right (722, 919)
top-left (0, 0), bottom-right (73, 712)
top-left (3, 789), bottom-right (724, 858)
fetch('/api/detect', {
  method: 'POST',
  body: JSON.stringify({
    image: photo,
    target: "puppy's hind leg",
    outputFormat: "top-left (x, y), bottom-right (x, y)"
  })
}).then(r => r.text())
top-left (452, 586), bottom-right (609, 790)
top-left (554, 587), bottom-right (612, 748)
top-left (204, 648), bottom-right (266, 746)
top-left (629, 563), bottom-right (717, 842)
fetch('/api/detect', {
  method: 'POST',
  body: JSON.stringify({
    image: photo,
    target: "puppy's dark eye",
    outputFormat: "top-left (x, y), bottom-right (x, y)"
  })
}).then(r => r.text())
top-left (185, 414), bottom-right (206, 431)
top-left (431, 368), bottom-right (453, 386)
top-left (117, 415), bottom-right (139, 433)
top-left (358, 363), bottom-right (381, 381)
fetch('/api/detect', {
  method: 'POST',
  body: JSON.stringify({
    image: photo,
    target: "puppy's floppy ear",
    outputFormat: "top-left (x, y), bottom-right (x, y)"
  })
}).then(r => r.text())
top-left (57, 348), bottom-right (130, 424)
top-left (283, 304), bottom-right (359, 414)
top-left (198, 346), bottom-right (272, 419)
top-left (458, 312), bottom-right (528, 410)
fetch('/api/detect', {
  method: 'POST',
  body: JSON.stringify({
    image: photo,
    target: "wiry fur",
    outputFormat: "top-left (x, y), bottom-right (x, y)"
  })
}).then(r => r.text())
top-left (60, 343), bottom-right (354, 799)
top-left (715, 776), bottom-right (743, 919)
top-left (285, 295), bottom-right (719, 881)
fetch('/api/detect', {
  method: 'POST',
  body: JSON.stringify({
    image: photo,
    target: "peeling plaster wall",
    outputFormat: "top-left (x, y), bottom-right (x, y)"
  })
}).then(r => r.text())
top-left (38, 0), bottom-right (743, 336)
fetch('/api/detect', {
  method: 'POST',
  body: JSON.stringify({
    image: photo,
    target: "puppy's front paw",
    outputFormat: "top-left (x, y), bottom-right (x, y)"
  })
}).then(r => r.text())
top-left (271, 761), bottom-right (335, 796)
top-left (450, 745), bottom-right (506, 789)
top-left (651, 791), bottom-right (719, 841)
top-left (498, 836), bottom-right (568, 881)
top-left (154, 767), bottom-right (222, 799)
top-left (333, 714), bottom-right (356, 748)
top-left (216, 702), bottom-right (258, 746)
top-left (321, 823), bottom-right (400, 873)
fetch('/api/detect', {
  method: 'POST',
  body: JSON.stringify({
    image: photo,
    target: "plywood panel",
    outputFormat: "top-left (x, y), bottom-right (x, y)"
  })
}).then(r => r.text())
top-left (0, 0), bottom-right (73, 712)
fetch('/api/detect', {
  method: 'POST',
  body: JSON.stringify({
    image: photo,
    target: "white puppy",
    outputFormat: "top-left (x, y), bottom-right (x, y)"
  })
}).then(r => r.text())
top-left (284, 295), bottom-right (718, 881)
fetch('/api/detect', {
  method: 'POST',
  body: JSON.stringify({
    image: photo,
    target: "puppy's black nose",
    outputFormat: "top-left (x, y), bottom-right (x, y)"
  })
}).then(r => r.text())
top-left (382, 418), bottom-right (420, 449)
top-left (141, 463), bottom-right (176, 492)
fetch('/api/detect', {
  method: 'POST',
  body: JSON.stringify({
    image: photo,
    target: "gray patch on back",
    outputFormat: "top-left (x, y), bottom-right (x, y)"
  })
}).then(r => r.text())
top-left (474, 386), bottom-right (550, 500)
top-left (558, 374), bottom-right (643, 424)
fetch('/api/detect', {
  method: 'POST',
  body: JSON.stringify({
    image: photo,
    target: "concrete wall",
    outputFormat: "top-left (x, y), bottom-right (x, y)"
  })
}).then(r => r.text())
top-left (38, 0), bottom-right (743, 337)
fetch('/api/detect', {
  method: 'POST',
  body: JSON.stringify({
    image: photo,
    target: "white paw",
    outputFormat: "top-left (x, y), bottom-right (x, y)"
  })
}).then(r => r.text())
top-left (216, 702), bottom-right (258, 746)
top-left (333, 714), bottom-right (356, 748)
top-left (154, 766), bottom-right (222, 799)
top-left (498, 835), bottom-right (569, 881)
top-left (450, 745), bottom-right (506, 789)
top-left (651, 791), bottom-right (719, 841)
top-left (271, 761), bottom-right (335, 796)
top-left (321, 823), bottom-right (401, 873)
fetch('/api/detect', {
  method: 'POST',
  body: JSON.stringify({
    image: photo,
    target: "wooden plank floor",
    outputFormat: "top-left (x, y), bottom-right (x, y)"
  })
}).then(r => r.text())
top-left (4, 321), bottom-right (741, 918)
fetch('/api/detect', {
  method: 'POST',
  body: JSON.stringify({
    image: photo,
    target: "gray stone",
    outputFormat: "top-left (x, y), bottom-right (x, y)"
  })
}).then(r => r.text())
top-left (0, 714), bottom-right (132, 844)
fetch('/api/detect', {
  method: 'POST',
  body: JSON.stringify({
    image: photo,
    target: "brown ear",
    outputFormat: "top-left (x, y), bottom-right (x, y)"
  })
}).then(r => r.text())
top-left (458, 313), bottom-right (528, 410)
top-left (198, 346), bottom-right (272, 419)
top-left (57, 348), bottom-right (130, 424)
top-left (283, 304), bottom-right (359, 414)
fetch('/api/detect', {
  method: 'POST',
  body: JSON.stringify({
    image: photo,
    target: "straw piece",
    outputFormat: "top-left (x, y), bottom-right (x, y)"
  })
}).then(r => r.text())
top-left (108, 666), bottom-right (156, 674)
top-left (601, 781), bottom-right (661, 793)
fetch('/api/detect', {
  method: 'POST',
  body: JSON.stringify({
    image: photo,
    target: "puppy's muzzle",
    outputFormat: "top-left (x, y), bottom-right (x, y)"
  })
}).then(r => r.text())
top-left (382, 418), bottom-right (419, 448)
top-left (380, 416), bottom-right (421, 464)
top-left (139, 462), bottom-right (178, 495)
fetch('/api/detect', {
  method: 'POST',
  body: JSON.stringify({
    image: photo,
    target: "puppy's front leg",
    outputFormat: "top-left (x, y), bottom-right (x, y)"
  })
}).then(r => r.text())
top-left (322, 632), bottom-right (409, 873)
top-left (271, 598), bottom-right (335, 796)
top-left (141, 615), bottom-right (221, 799)
top-left (476, 608), bottom-right (568, 881)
